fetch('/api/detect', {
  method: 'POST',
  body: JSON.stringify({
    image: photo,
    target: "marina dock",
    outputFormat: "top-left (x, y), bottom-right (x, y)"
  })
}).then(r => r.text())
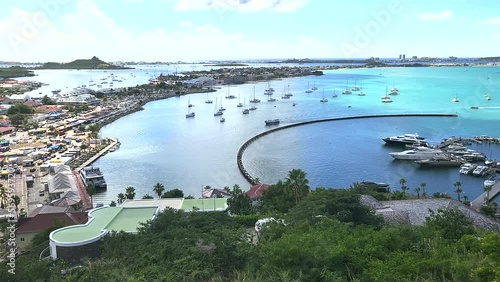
top-left (471, 181), bottom-right (500, 208)
top-left (75, 137), bottom-right (119, 172)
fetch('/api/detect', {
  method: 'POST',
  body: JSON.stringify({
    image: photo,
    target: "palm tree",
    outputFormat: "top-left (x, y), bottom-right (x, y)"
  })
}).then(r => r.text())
top-left (401, 185), bottom-right (409, 198)
top-left (153, 183), bottom-right (165, 199)
top-left (399, 178), bottom-right (407, 190)
top-left (11, 195), bottom-right (20, 216)
top-left (0, 185), bottom-right (8, 209)
top-left (414, 187), bottom-right (420, 199)
top-left (125, 186), bottom-right (136, 200)
top-left (484, 185), bottom-right (493, 203)
top-left (420, 182), bottom-right (427, 197)
top-left (285, 169), bottom-right (310, 203)
top-left (463, 195), bottom-right (469, 203)
top-left (117, 193), bottom-right (126, 204)
top-left (142, 194), bottom-right (154, 199)
top-left (86, 183), bottom-right (96, 208)
top-left (453, 181), bottom-right (463, 202)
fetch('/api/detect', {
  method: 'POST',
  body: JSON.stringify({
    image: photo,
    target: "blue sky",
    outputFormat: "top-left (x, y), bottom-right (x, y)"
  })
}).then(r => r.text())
top-left (1, 0), bottom-right (500, 62)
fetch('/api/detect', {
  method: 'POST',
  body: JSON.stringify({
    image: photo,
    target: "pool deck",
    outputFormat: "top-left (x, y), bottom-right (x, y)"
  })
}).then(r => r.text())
top-left (50, 206), bottom-right (158, 244)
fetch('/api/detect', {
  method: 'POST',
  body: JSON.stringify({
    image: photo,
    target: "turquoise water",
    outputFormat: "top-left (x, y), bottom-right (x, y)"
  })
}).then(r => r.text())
top-left (82, 65), bottom-right (500, 203)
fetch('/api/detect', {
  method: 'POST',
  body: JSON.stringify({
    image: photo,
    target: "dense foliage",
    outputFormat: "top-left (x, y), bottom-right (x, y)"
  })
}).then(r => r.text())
top-left (2, 169), bottom-right (500, 281)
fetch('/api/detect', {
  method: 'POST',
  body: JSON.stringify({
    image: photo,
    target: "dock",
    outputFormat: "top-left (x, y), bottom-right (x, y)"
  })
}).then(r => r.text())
top-left (471, 181), bottom-right (500, 208)
top-left (74, 138), bottom-right (119, 172)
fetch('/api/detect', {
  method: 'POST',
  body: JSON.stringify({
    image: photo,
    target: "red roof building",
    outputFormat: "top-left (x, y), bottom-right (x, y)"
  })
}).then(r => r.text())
top-left (246, 183), bottom-right (271, 199)
top-left (16, 211), bottom-right (88, 249)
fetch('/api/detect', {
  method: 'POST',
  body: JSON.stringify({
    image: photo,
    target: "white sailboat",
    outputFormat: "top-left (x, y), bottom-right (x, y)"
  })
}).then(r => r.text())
top-left (305, 82), bottom-right (313, 93)
top-left (214, 98), bottom-right (223, 116)
top-left (320, 89), bottom-right (328, 102)
top-left (381, 86), bottom-right (393, 103)
top-left (205, 94), bottom-right (213, 104)
top-left (351, 80), bottom-right (360, 91)
top-left (281, 85), bottom-right (290, 99)
top-left (342, 79), bottom-right (352, 94)
top-left (188, 97), bottom-right (194, 107)
top-left (242, 99), bottom-right (250, 114)
top-left (237, 93), bottom-right (243, 107)
top-left (311, 82), bottom-right (318, 91)
top-left (186, 100), bottom-right (195, 118)
top-left (332, 89), bottom-right (338, 98)
top-left (264, 81), bottom-right (275, 95)
top-left (219, 97), bottom-right (226, 111)
top-left (250, 86), bottom-right (261, 103)
top-left (451, 93), bottom-right (459, 102)
top-left (285, 85), bottom-right (293, 97)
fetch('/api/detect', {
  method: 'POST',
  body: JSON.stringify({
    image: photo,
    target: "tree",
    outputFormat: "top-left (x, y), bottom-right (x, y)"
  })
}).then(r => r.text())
top-left (414, 187), bottom-right (420, 199)
top-left (484, 185), bottom-right (493, 203)
top-left (0, 186), bottom-right (8, 209)
top-left (453, 181), bottom-right (463, 202)
top-left (41, 95), bottom-right (55, 105)
top-left (142, 194), bottom-right (154, 199)
top-left (86, 183), bottom-right (96, 207)
top-left (117, 193), bottom-right (126, 204)
top-left (110, 201), bottom-right (117, 207)
top-left (420, 182), bottom-right (427, 197)
top-left (425, 208), bottom-right (475, 241)
top-left (284, 169), bottom-right (310, 203)
top-left (11, 195), bottom-right (20, 216)
top-left (161, 188), bottom-right (184, 198)
top-left (399, 178), bottom-right (407, 197)
top-left (153, 182), bottom-right (165, 199)
top-left (125, 186), bottom-right (136, 200)
top-left (227, 184), bottom-right (252, 215)
top-left (7, 103), bottom-right (34, 115)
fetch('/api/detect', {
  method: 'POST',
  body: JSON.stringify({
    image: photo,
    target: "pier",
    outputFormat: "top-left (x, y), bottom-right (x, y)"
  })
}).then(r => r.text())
top-left (237, 113), bottom-right (458, 185)
top-left (470, 181), bottom-right (500, 208)
top-left (74, 137), bottom-right (119, 172)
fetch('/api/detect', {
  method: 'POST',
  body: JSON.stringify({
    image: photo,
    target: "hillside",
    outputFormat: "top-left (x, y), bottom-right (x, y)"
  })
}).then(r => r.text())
top-left (0, 66), bottom-right (35, 78)
top-left (38, 56), bottom-right (130, 69)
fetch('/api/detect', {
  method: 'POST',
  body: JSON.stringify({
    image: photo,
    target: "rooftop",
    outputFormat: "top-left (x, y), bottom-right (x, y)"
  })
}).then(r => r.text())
top-left (50, 206), bottom-right (158, 244)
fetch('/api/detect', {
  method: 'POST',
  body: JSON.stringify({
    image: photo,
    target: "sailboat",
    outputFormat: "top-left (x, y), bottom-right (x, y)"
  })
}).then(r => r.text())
top-left (305, 82), bottom-right (313, 93)
top-left (264, 81), bottom-right (275, 95)
top-left (281, 85), bottom-right (290, 99)
top-left (311, 82), bottom-right (318, 91)
top-left (351, 80), bottom-right (360, 91)
top-left (225, 86), bottom-right (236, 99)
top-left (249, 86), bottom-right (261, 103)
top-left (285, 85), bottom-right (293, 97)
top-left (381, 86), bottom-right (393, 103)
top-left (451, 93), bottom-right (459, 102)
top-left (242, 99), bottom-right (250, 114)
top-left (267, 92), bottom-right (277, 102)
top-left (485, 93), bottom-right (491, 101)
top-left (320, 89), bottom-right (328, 102)
top-left (332, 89), bottom-right (338, 98)
top-left (186, 100), bottom-right (195, 118)
top-left (390, 81), bottom-right (399, 94)
top-left (205, 94), bottom-right (213, 104)
top-left (342, 79), bottom-right (352, 94)
top-left (188, 97), bottom-right (194, 107)
top-left (214, 98), bottom-right (223, 116)
top-left (237, 93), bottom-right (243, 107)
top-left (219, 97), bottom-right (226, 111)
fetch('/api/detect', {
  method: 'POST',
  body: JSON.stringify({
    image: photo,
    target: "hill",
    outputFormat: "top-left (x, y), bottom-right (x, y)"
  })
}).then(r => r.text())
top-left (38, 56), bottom-right (130, 69)
top-left (0, 66), bottom-right (35, 78)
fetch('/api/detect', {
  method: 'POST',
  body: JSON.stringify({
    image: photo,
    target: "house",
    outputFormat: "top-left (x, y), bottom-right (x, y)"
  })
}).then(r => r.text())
top-left (24, 100), bottom-right (42, 107)
top-left (47, 165), bottom-right (79, 201)
top-left (7, 94), bottom-right (31, 103)
top-left (16, 209), bottom-right (87, 250)
top-left (202, 188), bottom-right (231, 198)
top-left (0, 119), bottom-right (11, 127)
top-left (246, 183), bottom-right (271, 199)
top-left (35, 105), bottom-right (63, 114)
top-left (0, 127), bottom-right (14, 136)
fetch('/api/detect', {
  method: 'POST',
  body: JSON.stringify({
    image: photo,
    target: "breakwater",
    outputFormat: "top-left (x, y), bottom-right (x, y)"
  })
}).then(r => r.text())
top-left (237, 113), bottom-right (459, 185)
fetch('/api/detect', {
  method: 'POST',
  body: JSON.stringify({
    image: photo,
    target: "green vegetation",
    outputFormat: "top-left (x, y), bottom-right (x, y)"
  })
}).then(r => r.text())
top-left (0, 66), bottom-right (35, 78)
top-left (37, 56), bottom-right (129, 70)
top-left (3, 169), bottom-right (500, 281)
top-left (7, 103), bottom-right (35, 126)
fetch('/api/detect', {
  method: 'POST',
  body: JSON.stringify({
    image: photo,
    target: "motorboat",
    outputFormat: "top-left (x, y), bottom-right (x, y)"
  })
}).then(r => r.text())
top-left (382, 133), bottom-right (427, 146)
top-left (220, 117), bottom-right (225, 123)
top-left (265, 119), bottom-right (280, 126)
top-left (389, 147), bottom-right (443, 160)
top-left (359, 181), bottom-right (390, 192)
top-left (484, 175), bottom-right (497, 187)
top-left (80, 166), bottom-right (107, 190)
top-left (185, 112), bottom-right (195, 118)
top-left (415, 156), bottom-right (464, 167)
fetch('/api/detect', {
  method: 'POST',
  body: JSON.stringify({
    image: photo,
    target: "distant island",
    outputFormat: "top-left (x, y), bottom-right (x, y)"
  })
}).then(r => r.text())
top-left (203, 63), bottom-right (249, 67)
top-left (0, 66), bottom-right (35, 78)
top-left (37, 56), bottom-right (131, 70)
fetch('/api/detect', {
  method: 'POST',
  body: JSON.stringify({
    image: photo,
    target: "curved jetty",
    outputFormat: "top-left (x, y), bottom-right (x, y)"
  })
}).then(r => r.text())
top-left (237, 113), bottom-right (458, 185)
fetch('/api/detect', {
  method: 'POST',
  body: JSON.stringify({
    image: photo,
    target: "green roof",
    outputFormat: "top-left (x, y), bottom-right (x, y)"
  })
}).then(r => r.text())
top-left (181, 198), bottom-right (227, 211)
top-left (51, 206), bottom-right (157, 244)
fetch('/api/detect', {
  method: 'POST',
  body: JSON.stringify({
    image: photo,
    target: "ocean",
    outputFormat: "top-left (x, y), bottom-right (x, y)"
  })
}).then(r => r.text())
top-left (19, 64), bottom-right (500, 204)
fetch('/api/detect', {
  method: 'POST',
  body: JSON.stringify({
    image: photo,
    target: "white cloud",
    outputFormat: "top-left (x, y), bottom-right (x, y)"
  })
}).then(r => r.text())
top-left (171, 0), bottom-right (309, 13)
top-left (417, 10), bottom-right (452, 21)
top-left (0, 0), bottom-right (330, 62)
top-left (482, 17), bottom-right (500, 24)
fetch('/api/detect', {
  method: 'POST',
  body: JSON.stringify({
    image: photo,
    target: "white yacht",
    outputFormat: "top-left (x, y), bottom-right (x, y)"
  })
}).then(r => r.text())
top-left (382, 133), bottom-right (427, 146)
top-left (80, 166), bottom-right (107, 190)
top-left (389, 147), bottom-right (443, 160)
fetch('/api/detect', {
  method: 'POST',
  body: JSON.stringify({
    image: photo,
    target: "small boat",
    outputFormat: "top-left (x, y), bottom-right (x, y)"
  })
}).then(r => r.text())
top-left (188, 97), bottom-right (194, 108)
top-left (305, 82), bottom-right (313, 93)
top-left (220, 117), bottom-right (225, 123)
top-left (185, 112), bottom-right (195, 118)
top-left (357, 92), bottom-right (365, 96)
top-left (249, 105), bottom-right (257, 110)
top-left (213, 98), bottom-right (223, 116)
top-left (381, 87), bottom-right (393, 103)
top-left (452, 94), bottom-right (459, 102)
top-left (470, 106), bottom-right (479, 109)
top-left (265, 119), bottom-right (280, 126)
top-left (292, 103), bottom-right (297, 106)
top-left (249, 86), bottom-right (261, 103)
top-left (332, 90), bottom-right (338, 98)
top-left (486, 95), bottom-right (491, 101)
top-left (320, 89), bottom-right (328, 102)
top-left (342, 79), bottom-right (352, 94)
top-left (205, 94), bottom-right (213, 104)
top-left (237, 94), bottom-right (243, 107)
top-left (242, 99), bottom-right (250, 114)
top-left (311, 82), bottom-right (318, 91)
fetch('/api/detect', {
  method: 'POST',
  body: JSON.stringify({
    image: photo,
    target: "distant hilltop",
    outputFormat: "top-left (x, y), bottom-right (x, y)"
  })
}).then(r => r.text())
top-left (37, 56), bottom-right (131, 70)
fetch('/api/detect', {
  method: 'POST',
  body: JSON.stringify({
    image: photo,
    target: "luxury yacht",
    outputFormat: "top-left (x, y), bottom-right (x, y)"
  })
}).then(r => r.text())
top-left (265, 119), bottom-right (280, 126)
top-left (389, 147), bottom-right (443, 160)
top-left (382, 133), bottom-right (427, 146)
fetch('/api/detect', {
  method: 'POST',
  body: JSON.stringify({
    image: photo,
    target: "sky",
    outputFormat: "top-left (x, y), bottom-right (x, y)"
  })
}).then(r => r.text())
top-left (1, 0), bottom-right (500, 62)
